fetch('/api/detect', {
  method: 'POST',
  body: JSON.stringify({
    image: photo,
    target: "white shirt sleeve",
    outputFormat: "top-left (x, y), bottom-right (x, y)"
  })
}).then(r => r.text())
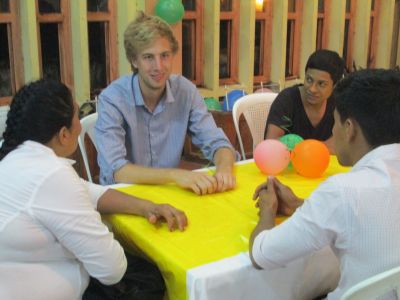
top-left (252, 177), bottom-right (343, 270)
top-left (80, 178), bottom-right (109, 209)
top-left (30, 165), bottom-right (127, 285)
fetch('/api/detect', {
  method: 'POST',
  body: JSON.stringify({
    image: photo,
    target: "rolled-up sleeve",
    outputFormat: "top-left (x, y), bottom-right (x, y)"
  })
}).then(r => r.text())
top-left (95, 92), bottom-right (130, 185)
top-left (81, 179), bottom-right (109, 209)
top-left (188, 92), bottom-right (237, 161)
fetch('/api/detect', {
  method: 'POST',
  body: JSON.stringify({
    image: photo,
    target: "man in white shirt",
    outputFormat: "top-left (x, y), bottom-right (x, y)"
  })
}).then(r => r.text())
top-left (250, 69), bottom-right (400, 300)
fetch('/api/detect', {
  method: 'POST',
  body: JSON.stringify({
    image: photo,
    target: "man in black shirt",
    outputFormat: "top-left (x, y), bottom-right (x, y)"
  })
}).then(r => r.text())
top-left (265, 50), bottom-right (345, 154)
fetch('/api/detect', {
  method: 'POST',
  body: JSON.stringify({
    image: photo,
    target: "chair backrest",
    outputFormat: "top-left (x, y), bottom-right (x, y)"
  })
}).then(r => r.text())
top-left (341, 266), bottom-right (400, 300)
top-left (78, 113), bottom-right (98, 182)
top-left (0, 105), bottom-right (10, 139)
top-left (232, 92), bottom-right (277, 159)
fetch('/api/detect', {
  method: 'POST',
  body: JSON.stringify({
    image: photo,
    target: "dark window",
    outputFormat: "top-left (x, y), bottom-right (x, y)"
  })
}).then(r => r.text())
top-left (88, 22), bottom-right (107, 93)
top-left (40, 23), bottom-right (61, 81)
top-left (182, 0), bottom-right (203, 85)
top-left (254, 20), bottom-right (263, 76)
top-left (288, 0), bottom-right (296, 12)
top-left (182, 20), bottom-right (196, 80)
top-left (87, 0), bottom-right (108, 12)
top-left (220, 0), bottom-right (232, 11)
top-left (318, 0), bottom-right (325, 13)
top-left (219, 20), bottom-right (231, 78)
top-left (316, 18), bottom-right (324, 49)
top-left (0, 0), bottom-right (9, 13)
top-left (346, 0), bottom-right (351, 13)
top-left (343, 19), bottom-right (350, 65)
top-left (0, 24), bottom-right (12, 97)
top-left (38, 0), bottom-right (61, 14)
top-left (183, 0), bottom-right (196, 11)
top-left (285, 20), bottom-right (295, 77)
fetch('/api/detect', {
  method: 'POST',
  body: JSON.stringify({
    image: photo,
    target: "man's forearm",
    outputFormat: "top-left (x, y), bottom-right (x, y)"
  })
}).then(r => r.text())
top-left (114, 163), bottom-right (180, 185)
top-left (249, 206), bottom-right (276, 268)
top-left (213, 147), bottom-right (236, 171)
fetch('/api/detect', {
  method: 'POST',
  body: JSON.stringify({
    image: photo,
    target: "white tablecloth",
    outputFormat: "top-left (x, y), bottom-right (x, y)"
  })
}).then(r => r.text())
top-left (187, 246), bottom-right (340, 300)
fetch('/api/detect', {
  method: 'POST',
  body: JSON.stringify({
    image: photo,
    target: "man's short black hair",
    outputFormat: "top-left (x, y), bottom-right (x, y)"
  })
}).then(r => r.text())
top-left (305, 50), bottom-right (345, 84)
top-left (334, 68), bottom-right (400, 147)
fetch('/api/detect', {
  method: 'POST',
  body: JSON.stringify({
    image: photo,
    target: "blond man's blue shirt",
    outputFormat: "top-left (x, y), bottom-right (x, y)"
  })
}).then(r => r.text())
top-left (95, 74), bottom-right (234, 185)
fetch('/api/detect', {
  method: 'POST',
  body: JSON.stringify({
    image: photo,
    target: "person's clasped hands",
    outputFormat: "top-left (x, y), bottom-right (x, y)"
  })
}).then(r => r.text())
top-left (171, 168), bottom-right (236, 196)
top-left (252, 176), bottom-right (303, 217)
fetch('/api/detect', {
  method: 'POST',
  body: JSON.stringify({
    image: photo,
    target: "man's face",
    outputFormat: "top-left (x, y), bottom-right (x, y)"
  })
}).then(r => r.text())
top-left (132, 37), bottom-right (174, 94)
top-left (303, 68), bottom-right (334, 106)
top-left (332, 109), bottom-right (351, 166)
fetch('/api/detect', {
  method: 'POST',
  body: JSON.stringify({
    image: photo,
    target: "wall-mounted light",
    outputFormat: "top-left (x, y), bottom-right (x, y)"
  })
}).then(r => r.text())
top-left (255, 0), bottom-right (264, 12)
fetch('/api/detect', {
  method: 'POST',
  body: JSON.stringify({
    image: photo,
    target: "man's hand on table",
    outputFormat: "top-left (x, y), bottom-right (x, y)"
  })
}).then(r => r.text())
top-left (171, 169), bottom-right (219, 195)
top-left (213, 147), bottom-right (237, 192)
top-left (145, 203), bottom-right (188, 232)
top-left (214, 166), bottom-right (236, 193)
top-left (253, 177), bottom-right (303, 216)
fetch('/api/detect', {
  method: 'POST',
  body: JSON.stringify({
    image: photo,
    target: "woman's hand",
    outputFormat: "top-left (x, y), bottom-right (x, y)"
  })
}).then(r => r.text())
top-left (145, 203), bottom-right (188, 231)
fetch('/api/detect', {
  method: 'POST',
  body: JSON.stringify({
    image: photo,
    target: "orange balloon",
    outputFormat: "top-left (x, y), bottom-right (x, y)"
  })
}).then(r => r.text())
top-left (291, 139), bottom-right (330, 178)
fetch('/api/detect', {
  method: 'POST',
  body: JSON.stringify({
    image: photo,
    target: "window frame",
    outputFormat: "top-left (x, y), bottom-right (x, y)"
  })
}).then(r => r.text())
top-left (182, 0), bottom-right (204, 86)
top-left (35, 0), bottom-right (73, 90)
top-left (343, 0), bottom-right (357, 71)
top-left (0, 0), bottom-right (22, 106)
top-left (316, 0), bottom-right (331, 50)
top-left (367, 0), bottom-right (381, 68)
top-left (87, 0), bottom-right (118, 95)
top-left (253, 0), bottom-right (273, 85)
top-left (285, 0), bottom-right (303, 79)
top-left (219, 0), bottom-right (239, 85)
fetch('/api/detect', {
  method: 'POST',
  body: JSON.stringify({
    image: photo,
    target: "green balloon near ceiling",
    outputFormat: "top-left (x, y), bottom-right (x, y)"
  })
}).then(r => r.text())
top-left (155, 0), bottom-right (185, 25)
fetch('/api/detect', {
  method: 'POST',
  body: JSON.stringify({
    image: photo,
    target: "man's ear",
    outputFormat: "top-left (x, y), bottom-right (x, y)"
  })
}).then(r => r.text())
top-left (345, 118), bottom-right (357, 142)
top-left (131, 59), bottom-right (138, 69)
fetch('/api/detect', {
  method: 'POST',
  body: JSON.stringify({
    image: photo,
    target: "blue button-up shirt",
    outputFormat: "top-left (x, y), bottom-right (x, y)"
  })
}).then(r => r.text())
top-left (95, 74), bottom-right (234, 184)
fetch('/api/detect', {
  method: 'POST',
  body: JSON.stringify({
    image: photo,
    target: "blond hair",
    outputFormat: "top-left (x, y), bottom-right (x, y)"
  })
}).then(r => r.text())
top-left (124, 11), bottom-right (179, 73)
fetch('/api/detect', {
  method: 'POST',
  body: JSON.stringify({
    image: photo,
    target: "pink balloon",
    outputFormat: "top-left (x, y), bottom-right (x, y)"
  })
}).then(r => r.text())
top-left (254, 140), bottom-right (290, 175)
top-left (254, 87), bottom-right (274, 93)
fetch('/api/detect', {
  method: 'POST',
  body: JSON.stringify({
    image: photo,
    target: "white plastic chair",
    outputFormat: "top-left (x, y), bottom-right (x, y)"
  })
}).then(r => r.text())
top-left (0, 105), bottom-right (10, 139)
top-left (78, 113), bottom-right (98, 182)
top-left (232, 92), bottom-right (277, 159)
top-left (341, 265), bottom-right (400, 300)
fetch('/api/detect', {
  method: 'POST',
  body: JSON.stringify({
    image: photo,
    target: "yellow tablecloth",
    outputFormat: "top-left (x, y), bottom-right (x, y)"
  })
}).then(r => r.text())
top-left (105, 157), bottom-right (349, 300)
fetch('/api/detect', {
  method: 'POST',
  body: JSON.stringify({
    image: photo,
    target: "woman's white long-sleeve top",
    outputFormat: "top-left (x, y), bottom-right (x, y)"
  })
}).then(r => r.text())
top-left (0, 141), bottom-right (127, 300)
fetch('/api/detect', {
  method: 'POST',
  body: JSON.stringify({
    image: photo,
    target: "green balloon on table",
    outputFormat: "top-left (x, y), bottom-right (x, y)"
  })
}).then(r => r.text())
top-left (279, 134), bottom-right (304, 169)
top-left (204, 97), bottom-right (222, 111)
top-left (279, 134), bottom-right (304, 151)
top-left (155, 0), bottom-right (185, 25)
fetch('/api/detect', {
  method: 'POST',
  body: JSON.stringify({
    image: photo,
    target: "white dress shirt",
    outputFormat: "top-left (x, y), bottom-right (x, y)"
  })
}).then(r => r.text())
top-left (252, 144), bottom-right (400, 300)
top-left (0, 141), bottom-right (127, 300)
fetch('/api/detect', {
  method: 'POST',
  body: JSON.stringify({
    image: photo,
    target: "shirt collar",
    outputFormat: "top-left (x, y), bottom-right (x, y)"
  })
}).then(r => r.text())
top-left (352, 143), bottom-right (400, 170)
top-left (23, 140), bottom-right (76, 165)
top-left (131, 73), bottom-right (176, 108)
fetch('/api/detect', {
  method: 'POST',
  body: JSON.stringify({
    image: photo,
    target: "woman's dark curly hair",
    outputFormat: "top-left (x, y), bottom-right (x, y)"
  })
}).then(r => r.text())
top-left (0, 79), bottom-right (74, 160)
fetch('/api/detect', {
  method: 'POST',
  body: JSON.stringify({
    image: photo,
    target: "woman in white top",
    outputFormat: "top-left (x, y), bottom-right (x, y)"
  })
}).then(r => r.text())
top-left (0, 80), bottom-right (187, 300)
